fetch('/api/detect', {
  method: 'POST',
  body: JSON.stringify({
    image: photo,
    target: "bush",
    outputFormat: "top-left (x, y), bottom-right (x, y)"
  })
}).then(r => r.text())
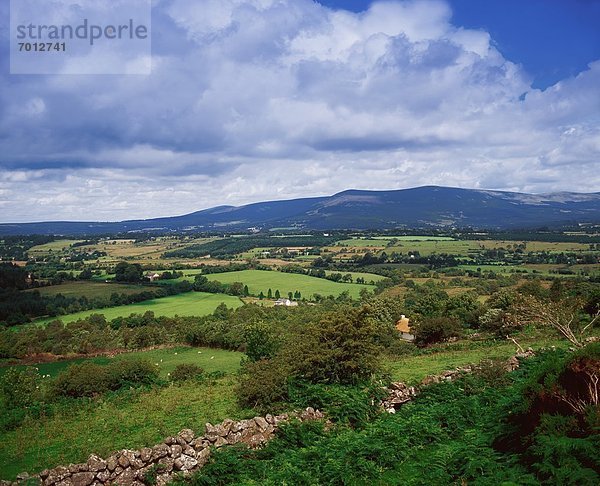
top-left (414, 317), bottom-right (463, 347)
top-left (51, 362), bottom-right (111, 398)
top-left (51, 358), bottom-right (159, 398)
top-left (0, 366), bottom-right (42, 408)
top-left (236, 359), bottom-right (291, 413)
top-left (170, 363), bottom-right (204, 383)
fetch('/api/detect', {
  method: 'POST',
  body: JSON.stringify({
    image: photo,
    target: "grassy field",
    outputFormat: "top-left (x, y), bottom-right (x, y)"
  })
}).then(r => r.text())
top-left (385, 335), bottom-right (564, 384)
top-left (0, 377), bottom-right (243, 480)
top-left (25, 282), bottom-right (148, 299)
top-left (30, 292), bottom-right (243, 327)
top-left (324, 270), bottom-right (386, 283)
top-left (27, 240), bottom-right (84, 256)
top-left (204, 270), bottom-right (372, 299)
top-left (0, 346), bottom-right (243, 379)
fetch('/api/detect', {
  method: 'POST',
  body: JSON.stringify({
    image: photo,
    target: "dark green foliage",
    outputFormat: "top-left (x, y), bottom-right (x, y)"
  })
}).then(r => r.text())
top-left (289, 381), bottom-right (384, 427)
top-left (235, 359), bottom-right (291, 413)
top-left (114, 262), bottom-right (143, 282)
top-left (50, 358), bottom-right (159, 398)
top-left (170, 363), bottom-right (204, 383)
top-left (187, 349), bottom-right (599, 485)
top-left (413, 316), bottom-right (463, 347)
top-left (0, 366), bottom-right (41, 409)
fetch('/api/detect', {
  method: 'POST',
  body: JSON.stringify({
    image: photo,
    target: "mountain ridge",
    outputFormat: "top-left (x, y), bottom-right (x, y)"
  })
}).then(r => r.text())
top-left (2, 186), bottom-right (599, 235)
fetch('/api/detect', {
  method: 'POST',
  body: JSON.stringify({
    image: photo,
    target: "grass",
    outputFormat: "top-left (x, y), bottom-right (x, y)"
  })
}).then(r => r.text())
top-left (25, 282), bottom-right (148, 299)
top-left (0, 346), bottom-right (244, 379)
top-left (30, 292), bottom-right (244, 327)
top-left (0, 377), bottom-right (243, 480)
top-left (385, 334), bottom-right (564, 384)
top-left (27, 240), bottom-right (84, 255)
top-left (204, 269), bottom-right (372, 299)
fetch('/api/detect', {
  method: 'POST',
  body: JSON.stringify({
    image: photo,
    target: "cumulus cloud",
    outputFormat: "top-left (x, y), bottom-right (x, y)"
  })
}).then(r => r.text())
top-left (0, 0), bottom-right (598, 222)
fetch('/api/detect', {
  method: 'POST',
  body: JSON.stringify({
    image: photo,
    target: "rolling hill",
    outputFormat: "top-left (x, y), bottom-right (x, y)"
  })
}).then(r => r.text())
top-left (1, 186), bottom-right (599, 235)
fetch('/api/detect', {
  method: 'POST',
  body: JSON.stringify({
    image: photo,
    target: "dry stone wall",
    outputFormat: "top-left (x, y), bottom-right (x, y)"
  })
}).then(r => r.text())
top-left (4, 408), bottom-right (324, 486)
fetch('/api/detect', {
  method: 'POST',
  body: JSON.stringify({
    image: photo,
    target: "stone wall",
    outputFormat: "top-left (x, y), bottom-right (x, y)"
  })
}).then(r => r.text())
top-left (381, 349), bottom-right (534, 412)
top-left (5, 408), bottom-right (324, 486)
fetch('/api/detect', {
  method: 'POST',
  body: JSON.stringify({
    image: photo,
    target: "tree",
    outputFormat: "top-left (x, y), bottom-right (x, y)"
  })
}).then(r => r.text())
top-left (288, 292), bottom-right (293, 300)
top-left (267, 288), bottom-right (273, 299)
top-left (244, 285), bottom-right (250, 296)
top-left (114, 262), bottom-right (143, 282)
top-left (275, 289), bottom-right (281, 299)
top-left (414, 317), bottom-right (462, 347)
top-left (259, 291), bottom-right (265, 300)
top-left (512, 295), bottom-right (599, 348)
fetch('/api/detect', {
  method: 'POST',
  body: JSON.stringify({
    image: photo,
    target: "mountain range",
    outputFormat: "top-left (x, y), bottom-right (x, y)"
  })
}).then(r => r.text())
top-left (1, 186), bottom-right (599, 235)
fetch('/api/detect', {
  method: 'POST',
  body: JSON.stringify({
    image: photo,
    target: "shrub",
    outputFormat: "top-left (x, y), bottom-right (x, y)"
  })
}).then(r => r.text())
top-left (414, 317), bottom-right (463, 347)
top-left (51, 362), bottom-right (111, 398)
top-left (0, 366), bottom-right (42, 408)
top-left (51, 358), bottom-right (159, 398)
top-left (170, 363), bottom-right (204, 383)
top-left (236, 359), bottom-right (291, 413)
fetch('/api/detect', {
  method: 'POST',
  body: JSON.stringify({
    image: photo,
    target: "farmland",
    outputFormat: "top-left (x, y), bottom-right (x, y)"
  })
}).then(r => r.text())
top-left (204, 269), bottom-right (373, 299)
top-left (26, 281), bottom-right (148, 299)
top-left (31, 292), bottom-right (243, 327)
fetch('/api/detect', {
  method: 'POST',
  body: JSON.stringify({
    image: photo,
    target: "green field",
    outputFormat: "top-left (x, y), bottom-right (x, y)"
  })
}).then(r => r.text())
top-left (0, 378), bottom-right (242, 480)
top-left (324, 270), bottom-right (386, 284)
top-left (0, 346), bottom-right (243, 379)
top-left (26, 282), bottom-right (148, 299)
top-left (205, 269), bottom-right (372, 299)
top-left (27, 240), bottom-right (84, 255)
top-left (30, 292), bottom-right (243, 327)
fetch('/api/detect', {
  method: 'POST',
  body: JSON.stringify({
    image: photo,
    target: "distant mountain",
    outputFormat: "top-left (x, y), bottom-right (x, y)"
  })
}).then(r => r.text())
top-left (1, 186), bottom-right (599, 235)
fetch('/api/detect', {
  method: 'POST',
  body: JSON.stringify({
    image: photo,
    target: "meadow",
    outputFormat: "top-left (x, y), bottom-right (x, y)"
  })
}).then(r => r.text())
top-left (30, 292), bottom-right (243, 327)
top-left (27, 240), bottom-right (84, 256)
top-left (26, 281), bottom-right (148, 299)
top-left (0, 346), bottom-right (243, 379)
top-left (204, 269), bottom-right (372, 299)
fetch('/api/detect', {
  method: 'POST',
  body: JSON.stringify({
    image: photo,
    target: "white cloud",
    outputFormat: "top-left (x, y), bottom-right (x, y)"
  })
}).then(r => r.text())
top-left (0, 0), bottom-right (598, 222)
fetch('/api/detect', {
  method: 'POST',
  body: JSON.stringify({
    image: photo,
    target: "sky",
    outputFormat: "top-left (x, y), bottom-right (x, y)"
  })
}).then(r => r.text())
top-left (0, 0), bottom-right (599, 223)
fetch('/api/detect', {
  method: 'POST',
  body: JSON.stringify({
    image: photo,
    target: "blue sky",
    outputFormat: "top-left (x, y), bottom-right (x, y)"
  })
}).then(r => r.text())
top-left (0, 0), bottom-right (599, 222)
top-left (321, 0), bottom-right (600, 89)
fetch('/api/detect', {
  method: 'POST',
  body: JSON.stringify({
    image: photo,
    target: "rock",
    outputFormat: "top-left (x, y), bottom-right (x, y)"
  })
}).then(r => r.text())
top-left (196, 448), bottom-right (211, 468)
top-left (95, 470), bottom-right (110, 483)
top-left (139, 448), bottom-right (152, 463)
top-left (71, 472), bottom-right (95, 486)
top-left (40, 470), bottom-right (51, 480)
top-left (213, 436), bottom-right (228, 448)
top-left (157, 457), bottom-right (174, 474)
top-left (173, 455), bottom-right (198, 471)
top-left (254, 416), bottom-right (269, 432)
top-left (265, 414), bottom-right (274, 425)
top-left (163, 436), bottom-right (177, 446)
top-left (169, 444), bottom-right (182, 458)
top-left (86, 456), bottom-right (106, 473)
top-left (190, 438), bottom-right (210, 451)
top-left (182, 445), bottom-right (196, 457)
top-left (44, 466), bottom-right (70, 486)
top-left (218, 419), bottom-right (234, 437)
top-left (109, 467), bottom-right (123, 481)
top-left (117, 454), bottom-right (130, 469)
top-left (16, 473), bottom-right (30, 481)
top-left (177, 429), bottom-right (195, 444)
top-left (151, 444), bottom-right (169, 461)
top-left (226, 432), bottom-right (242, 445)
top-left (106, 456), bottom-right (118, 472)
top-left (111, 469), bottom-right (136, 486)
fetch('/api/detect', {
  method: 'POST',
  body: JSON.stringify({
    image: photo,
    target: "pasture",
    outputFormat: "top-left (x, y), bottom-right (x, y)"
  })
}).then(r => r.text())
top-left (27, 240), bottom-right (84, 256)
top-left (0, 377), bottom-right (241, 480)
top-left (0, 346), bottom-right (242, 379)
top-left (30, 292), bottom-right (243, 327)
top-left (26, 281), bottom-right (148, 299)
top-left (205, 269), bottom-right (372, 299)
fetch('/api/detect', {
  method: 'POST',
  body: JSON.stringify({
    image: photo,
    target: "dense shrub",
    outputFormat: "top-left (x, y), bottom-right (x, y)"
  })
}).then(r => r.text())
top-left (170, 364), bottom-right (204, 383)
top-left (51, 358), bottom-right (159, 398)
top-left (413, 317), bottom-right (463, 347)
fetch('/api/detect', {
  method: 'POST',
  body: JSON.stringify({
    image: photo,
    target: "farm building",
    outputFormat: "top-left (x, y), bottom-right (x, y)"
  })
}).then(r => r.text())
top-left (274, 298), bottom-right (298, 307)
top-left (396, 315), bottom-right (414, 341)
